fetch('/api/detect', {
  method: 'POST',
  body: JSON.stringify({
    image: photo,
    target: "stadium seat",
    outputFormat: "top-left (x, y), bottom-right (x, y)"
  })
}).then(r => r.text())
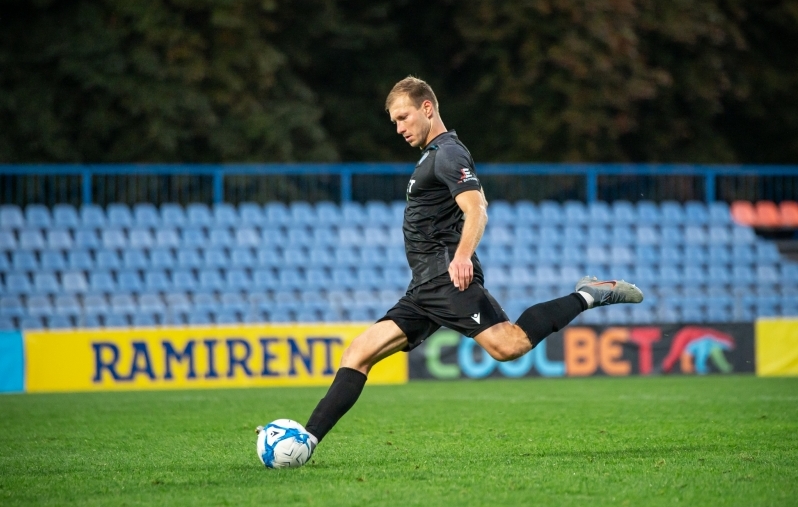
top-left (361, 246), bottom-right (386, 266)
top-left (213, 203), bottom-right (238, 226)
top-left (753, 201), bottom-right (781, 228)
top-left (150, 248), bottom-right (175, 269)
top-left (117, 271), bottom-right (144, 293)
top-left (192, 293), bottom-right (217, 312)
top-left (0, 296), bottom-right (25, 317)
top-left (239, 202), bottom-right (264, 225)
top-left (658, 246), bottom-right (680, 266)
top-left (684, 246), bottom-right (708, 265)
top-left (563, 201), bottom-right (588, 224)
top-left (0, 231), bottom-right (18, 251)
top-left (171, 270), bottom-right (198, 291)
top-left (96, 250), bottom-right (122, 270)
top-left (260, 226), bottom-right (287, 245)
top-left (610, 226), bottom-right (635, 245)
top-left (220, 292), bottom-right (247, 313)
top-left (585, 245), bottom-right (609, 264)
top-left (73, 228), bottom-right (99, 249)
top-left (611, 201), bottom-right (636, 224)
top-left (540, 226), bottom-right (563, 245)
top-left (660, 201), bottom-right (685, 224)
top-left (539, 201), bottom-right (564, 224)
top-left (235, 228), bottom-right (260, 247)
top-left (107, 204), bottom-right (133, 227)
top-left (145, 271), bottom-right (171, 292)
top-left (515, 226), bottom-right (539, 245)
top-left (684, 201), bottom-right (709, 224)
top-left (77, 205), bottom-right (105, 229)
top-left (20, 316), bottom-right (44, 330)
top-left (707, 265), bottom-right (732, 286)
top-left (110, 294), bottom-right (137, 315)
top-left (19, 229), bottom-right (46, 250)
top-left (661, 226), bottom-right (682, 245)
top-left (44, 229), bottom-right (72, 250)
top-left (490, 201), bottom-right (516, 224)
top-left (656, 306), bottom-right (680, 323)
top-left (198, 269), bottom-right (225, 291)
top-left (731, 245), bottom-right (755, 264)
top-left (755, 243), bottom-right (781, 264)
top-left (757, 265), bottom-right (780, 285)
top-left (731, 226), bottom-right (756, 244)
top-left (708, 245), bottom-right (731, 264)
top-left (209, 228), bottom-right (233, 248)
top-left (5, 273), bottom-right (32, 295)
top-left (33, 272), bottom-right (60, 294)
top-left (0, 317), bottom-right (15, 331)
top-left (187, 203), bottom-right (213, 226)
top-left (252, 269), bottom-right (278, 290)
top-left (129, 228), bottom-right (155, 248)
top-left (281, 246), bottom-right (309, 267)
top-left (609, 246), bottom-right (634, 265)
top-left (563, 226), bottom-right (586, 246)
top-left (707, 201), bottom-right (730, 224)
top-left (387, 247), bottom-right (406, 266)
top-left (538, 246), bottom-right (560, 265)
top-left (26, 295), bottom-right (53, 317)
top-left (636, 226), bottom-right (659, 245)
top-left (104, 314), bottom-right (130, 328)
top-left (101, 229), bottom-right (127, 249)
top-left (214, 310), bottom-right (240, 325)
top-left (708, 225), bottom-right (731, 244)
top-left (257, 248), bottom-right (282, 267)
top-left (265, 202), bottom-right (291, 224)
top-left (684, 226), bottom-right (707, 245)
top-left (781, 201), bottom-right (798, 227)
top-left (515, 201), bottom-right (539, 222)
top-left (0, 205), bottom-right (25, 229)
top-left (62, 271), bottom-right (89, 293)
top-left (782, 264), bottom-right (798, 282)
top-left (133, 203), bottom-right (160, 227)
top-left (131, 313), bottom-right (157, 327)
top-left (0, 251), bottom-right (9, 271)
top-left (203, 248), bottom-right (228, 268)
top-left (636, 201), bottom-right (660, 224)
top-left (586, 202), bottom-right (612, 223)
top-left (83, 294), bottom-right (109, 315)
top-left (161, 203), bottom-right (187, 227)
top-left (53, 295), bottom-right (81, 317)
top-left (225, 269), bottom-right (251, 291)
top-left (316, 201), bottom-right (343, 225)
top-left (732, 265), bottom-right (755, 285)
top-left (177, 249), bottom-right (202, 269)
top-left (12, 251), bottom-right (38, 271)
top-left (123, 249), bottom-right (149, 270)
top-left (25, 204), bottom-right (52, 228)
top-left (164, 293), bottom-right (191, 313)
top-left (290, 202), bottom-right (316, 224)
top-left (230, 247), bottom-right (256, 268)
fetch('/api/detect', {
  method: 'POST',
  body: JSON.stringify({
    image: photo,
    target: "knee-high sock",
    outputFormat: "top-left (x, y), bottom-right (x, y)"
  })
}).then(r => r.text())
top-left (515, 293), bottom-right (587, 349)
top-left (305, 367), bottom-right (367, 442)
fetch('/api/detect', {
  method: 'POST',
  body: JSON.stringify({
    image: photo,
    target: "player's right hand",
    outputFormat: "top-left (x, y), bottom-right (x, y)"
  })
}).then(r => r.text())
top-left (448, 255), bottom-right (473, 291)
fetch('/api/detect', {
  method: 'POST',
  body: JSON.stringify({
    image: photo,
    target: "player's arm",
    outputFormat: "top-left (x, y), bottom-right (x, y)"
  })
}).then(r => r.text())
top-left (449, 189), bottom-right (488, 291)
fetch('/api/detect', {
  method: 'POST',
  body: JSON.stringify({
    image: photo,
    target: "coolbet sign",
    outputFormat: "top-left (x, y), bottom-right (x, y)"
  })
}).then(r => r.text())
top-left (410, 324), bottom-right (755, 379)
top-left (21, 324), bottom-right (406, 393)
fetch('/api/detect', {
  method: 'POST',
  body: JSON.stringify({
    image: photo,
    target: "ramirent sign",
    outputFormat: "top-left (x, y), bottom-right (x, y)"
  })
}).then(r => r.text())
top-left (24, 324), bottom-right (407, 392)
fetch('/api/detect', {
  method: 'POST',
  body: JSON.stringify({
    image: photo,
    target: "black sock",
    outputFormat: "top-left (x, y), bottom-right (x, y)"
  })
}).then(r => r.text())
top-left (305, 367), bottom-right (367, 442)
top-left (515, 293), bottom-right (586, 349)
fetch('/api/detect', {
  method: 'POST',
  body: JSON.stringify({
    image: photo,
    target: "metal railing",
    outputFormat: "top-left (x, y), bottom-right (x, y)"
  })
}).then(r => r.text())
top-left (1, 163), bottom-right (796, 206)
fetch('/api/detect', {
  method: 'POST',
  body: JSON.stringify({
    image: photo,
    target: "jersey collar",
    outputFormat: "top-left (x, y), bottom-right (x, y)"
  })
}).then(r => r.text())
top-left (422, 130), bottom-right (457, 152)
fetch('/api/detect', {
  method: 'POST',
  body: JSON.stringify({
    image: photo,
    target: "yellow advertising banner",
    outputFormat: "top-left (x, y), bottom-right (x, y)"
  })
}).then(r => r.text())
top-left (755, 318), bottom-right (798, 376)
top-left (24, 324), bottom-right (407, 392)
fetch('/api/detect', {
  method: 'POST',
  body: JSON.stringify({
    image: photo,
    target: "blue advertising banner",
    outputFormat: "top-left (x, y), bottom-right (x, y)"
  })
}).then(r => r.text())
top-left (0, 331), bottom-right (24, 393)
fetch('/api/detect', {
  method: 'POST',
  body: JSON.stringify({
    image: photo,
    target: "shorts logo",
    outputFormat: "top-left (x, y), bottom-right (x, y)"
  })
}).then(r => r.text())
top-left (458, 168), bottom-right (478, 184)
top-left (471, 313), bottom-right (481, 324)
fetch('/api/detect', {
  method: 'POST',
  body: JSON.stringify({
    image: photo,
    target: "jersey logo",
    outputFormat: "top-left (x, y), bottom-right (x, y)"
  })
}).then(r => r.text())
top-left (471, 313), bottom-right (481, 324)
top-left (458, 168), bottom-right (478, 184)
top-left (407, 179), bottom-right (416, 194)
top-left (416, 151), bottom-right (430, 166)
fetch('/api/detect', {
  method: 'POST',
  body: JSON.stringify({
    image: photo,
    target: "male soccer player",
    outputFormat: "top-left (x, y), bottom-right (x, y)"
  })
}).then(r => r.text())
top-left (300, 76), bottom-right (643, 455)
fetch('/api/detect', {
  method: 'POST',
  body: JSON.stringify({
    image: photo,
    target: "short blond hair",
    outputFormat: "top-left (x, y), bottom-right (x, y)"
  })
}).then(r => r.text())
top-left (385, 76), bottom-right (439, 112)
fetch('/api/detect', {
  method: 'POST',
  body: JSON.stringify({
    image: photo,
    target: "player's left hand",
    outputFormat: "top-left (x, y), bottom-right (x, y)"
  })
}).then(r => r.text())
top-left (448, 254), bottom-right (473, 291)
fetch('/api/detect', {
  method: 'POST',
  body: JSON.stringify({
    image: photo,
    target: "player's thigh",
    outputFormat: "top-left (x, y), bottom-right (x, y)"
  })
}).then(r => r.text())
top-left (340, 319), bottom-right (409, 374)
top-left (472, 321), bottom-right (531, 361)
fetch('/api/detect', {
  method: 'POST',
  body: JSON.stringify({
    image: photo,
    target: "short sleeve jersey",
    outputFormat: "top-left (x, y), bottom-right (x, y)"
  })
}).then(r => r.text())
top-left (403, 130), bottom-right (484, 289)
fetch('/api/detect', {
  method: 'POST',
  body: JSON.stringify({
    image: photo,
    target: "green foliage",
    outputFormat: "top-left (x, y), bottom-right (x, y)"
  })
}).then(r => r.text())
top-left (1, 0), bottom-right (796, 163)
top-left (1, 377), bottom-right (797, 505)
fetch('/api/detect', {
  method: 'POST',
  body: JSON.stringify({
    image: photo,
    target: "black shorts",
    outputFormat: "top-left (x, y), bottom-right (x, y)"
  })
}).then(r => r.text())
top-left (378, 273), bottom-right (509, 351)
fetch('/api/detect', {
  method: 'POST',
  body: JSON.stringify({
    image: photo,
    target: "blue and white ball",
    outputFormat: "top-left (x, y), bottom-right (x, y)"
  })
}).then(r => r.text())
top-left (256, 419), bottom-right (314, 469)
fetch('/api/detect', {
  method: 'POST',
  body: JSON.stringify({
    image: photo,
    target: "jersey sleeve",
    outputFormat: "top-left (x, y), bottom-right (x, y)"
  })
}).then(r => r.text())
top-left (434, 146), bottom-right (482, 198)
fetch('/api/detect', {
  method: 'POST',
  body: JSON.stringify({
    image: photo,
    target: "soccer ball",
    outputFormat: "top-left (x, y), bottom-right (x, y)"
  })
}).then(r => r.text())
top-left (256, 419), bottom-right (314, 469)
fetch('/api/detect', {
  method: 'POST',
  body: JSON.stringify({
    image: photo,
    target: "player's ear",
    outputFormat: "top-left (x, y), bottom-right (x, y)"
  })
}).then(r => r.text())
top-left (422, 100), bottom-right (434, 119)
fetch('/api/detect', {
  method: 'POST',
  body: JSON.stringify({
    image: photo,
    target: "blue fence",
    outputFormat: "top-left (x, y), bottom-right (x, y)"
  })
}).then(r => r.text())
top-left (1, 163), bottom-right (797, 206)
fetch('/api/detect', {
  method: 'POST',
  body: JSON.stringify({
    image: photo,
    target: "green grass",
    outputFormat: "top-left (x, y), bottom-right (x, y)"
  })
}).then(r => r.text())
top-left (1, 376), bottom-right (796, 506)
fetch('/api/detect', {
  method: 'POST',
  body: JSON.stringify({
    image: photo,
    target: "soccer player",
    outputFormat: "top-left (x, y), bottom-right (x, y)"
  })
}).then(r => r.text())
top-left (301, 76), bottom-right (643, 455)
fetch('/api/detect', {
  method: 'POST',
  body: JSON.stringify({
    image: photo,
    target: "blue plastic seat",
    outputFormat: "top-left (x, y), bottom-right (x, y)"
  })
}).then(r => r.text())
top-left (636, 226), bottom-right (659, 245)
top-left (755, 243), bottom-right (781, 264)
top-left (12, 251), bottom-right (38, 271)
top-left (659, 265), bottom-right (683, 287)
top-left (88, 271), bottom-right (116, 293)
top-left (0, 251), bottom-right (9, 271)
top-left (117, 271), bottom-right (143, 292)
top-left (683, 265), bottom-right (708, 285)
top-left (285, 227), bottom-right (311, 246)
top-left (187, 203), bottom-right (213, 226)
top-left (609, 246), bottom-right (634, 265)
top-left (757, 265), bottom-right (780, 285)
top-left (306, 247), bottom-right (333, 266)
top-left (685, 201), bottom-right (709, 224)
top-left (82, 294), bottom-right (109, 315)
top-left (264, 202), bottom-right (290, 224)
top-left (20, 316), bottom-right (44, 330)
top-left (26, 295), bottom-right (53, 317)
top-left (239, 202), bottom-right (264, 225)
top-left (0, 205), bottom-right (25, 229)
top-left (138, 293), bottom-right (165, 314)
top-left (164, 292), bottom-right (191, 312)
top-left (0, 231), bottom-right (17, 251)
top-left (331, 246), bottom-right (357, 267)
top-left (53, 295), bottom-right (80, 317)
top-left (130, 313), bottom-right (156, 327)
top-left (708, 226), bottom-right (731, 244)
top-left (234, 228), bottom-right (259, 247)
top-left (208, 228), bottom-right (233, 248)
top-left (513, 226), bottom-right (538, 245)
top-left (179, 227), bottom-right (204, 248)
top-left (684, 226), bottom-right (707, 245)
top-left (661, 226), bottom-right (683, 245)
top-left (73, 229), bottom-right (99, 250)
top-left (96, 250), bottom-right (121, 270)
top-left (313, 201), bottom-right (341, 225)
top-left (586, 201), bottom-right (612, 223)
top-left (148, 249), bottom-right (173, 269)
top-left (511, 201), bottom-right (536, 222)
top-left (256, 247), bottom-right (282, 267)
top-left (192, 293), bottom-right (218, 312)
top-left (104, 314), bottom-right (129, 328)
top-left (656, 306), bottom-right (680, 323)
top-left (364, 226), bottom-right (391, 245)
top-left (683, 246), bottom-right (708, 265)
top-left (0, 316), bottom-right (15, 330)
top-left (128, 228), bottom-right (154, 249)
top-left (484, 245), bottom-right (510, 266)
top-left (33, 272), bottom-right (60, 294)
top-left (563, 201), bottom-right (588, 224)
top-left (583, 226), bottom-right (608, 246)
top-left (80, 204), bottom-right (106, 228)
top-left (45, 229), bottom-right (73, 250)
top-left (171, 270), bottom-right (198, 291)
top-left (220, 292), bottom-right (247, 312)
top-left (611, 227), bottom-right (635, 245)
top-left (0, 296), bottom-right (25, 317)
top-left (538, 246), bottom-right (560, 265)
top-left (534, 266), bottom-right (560, 285)
top-left (708, 245), bottom-right (731, 264)
top-left (357, 246), bottom-right (383, 266)
top-left (161, 204), bottom-right (187, 227)
top-left (538, 226), bottom-right (562, 245)
top-left (660, 201), bottom-right (685, 224)
top-left (46, 314), bottom-right (73, 329)
top-left (276, 268), bottom-right (303, 289)
top-left (357, 267), bottom-right (385, 289)
top-left (123, 249), bottom-right (149, 270)
top-left (177, 249), bottom-right (202, 269)
top-left (508, 245), bottom-right (534, 265)
top-left (290, 202), bottom-right (316, 224)
top-left (214, 310), bottom-right (241, 325)
top-left (539, 201), bottom-right (564, 224)
top-left (230, 247), bottom-right (256, 268)
top-left (25, 204), bottom-right (52, 228)
top-left (586, 245), bottom-right (609, 264)
top-left (341, 202), bottom-right (366, 224)
top-left (61, 271), bottom-right (88, 293)
top-left (225, 269), bottom-right (251, 291)
top-left (144, 271), bottom-right (171, 292)
top-left (563, 226), bottom-right (586, 245)
top-left (199, 269), bottom-right (225, 291)
top-left (212, 203), bottom-right (238, 226)
top-left (732, 265), bottom-right (755, 285)
top-left (486, 227), bottom-right (514, 249)
top-left (635, 201), bottom-right (660, 224)
top-left (5, 273), bottom-right (32, 294)
top-left (132, 203), bottom-right (160, 227)
top-left (708, 202), bottom-right (731, 224)
top-left (101, 229), bottom-right (127, 249)
top-left (560, 248), bottom-right (582, 265)
top-left (611, 201), bottom-right (636, 224)
top-left (731, 226), bottom-right (756, 244)
top-left (257, 226), bottom-right (284, 246)
top-left (203, 248), bottom-right (228, 268)
top-left (19, 229), bottom-right (46, 250)
top-left (782, 264), bottom-right (798, 282)
top-left (280, 246), bottom-right (308, 267)
top-left (731, 245), bottom-right (754, 264)
top-left (107, 204), bottom-right (133, 227)
top-left (329, 267), bottom-right (357, 288)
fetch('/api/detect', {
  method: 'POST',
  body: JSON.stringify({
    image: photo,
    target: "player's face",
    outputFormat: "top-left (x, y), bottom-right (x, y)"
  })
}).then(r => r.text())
top-left (389, 95), bottom-right (432, 149)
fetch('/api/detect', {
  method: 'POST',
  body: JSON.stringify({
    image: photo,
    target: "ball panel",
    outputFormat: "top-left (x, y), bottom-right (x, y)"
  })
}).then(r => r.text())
top-left (256, 419), bottom-right (313, 469)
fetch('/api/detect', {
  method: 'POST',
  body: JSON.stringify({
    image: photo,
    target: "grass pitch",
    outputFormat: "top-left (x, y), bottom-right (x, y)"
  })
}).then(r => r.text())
top-left (1, 376), bottom-right (796, 506)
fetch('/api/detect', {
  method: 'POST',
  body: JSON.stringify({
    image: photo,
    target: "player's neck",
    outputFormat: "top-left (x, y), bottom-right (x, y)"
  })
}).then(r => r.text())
top-left (422, 119), bottom-right (447, 149)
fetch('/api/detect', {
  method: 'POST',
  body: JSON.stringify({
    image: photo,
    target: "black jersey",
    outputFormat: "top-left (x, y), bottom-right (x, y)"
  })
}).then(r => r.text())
top-left (403, 130), bottom-right (484, 289)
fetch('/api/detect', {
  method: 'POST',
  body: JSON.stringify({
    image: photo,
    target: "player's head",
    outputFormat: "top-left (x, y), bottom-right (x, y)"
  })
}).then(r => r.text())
top-left (386, 76), bottom-right (441, 149)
